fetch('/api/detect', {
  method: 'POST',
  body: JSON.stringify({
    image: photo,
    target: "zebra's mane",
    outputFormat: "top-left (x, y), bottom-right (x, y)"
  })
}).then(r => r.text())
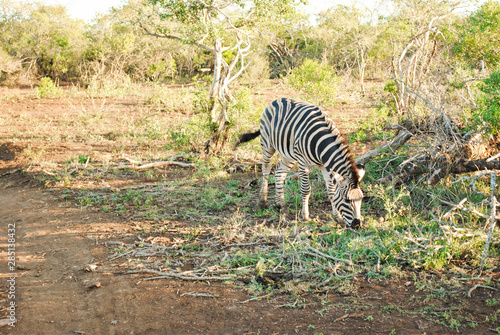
top-left (343, 140), bottom-right (361, 186)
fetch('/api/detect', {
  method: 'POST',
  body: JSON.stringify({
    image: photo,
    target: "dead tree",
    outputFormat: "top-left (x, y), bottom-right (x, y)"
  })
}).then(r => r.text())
top-left (139, 1), bottom-right (253, 154)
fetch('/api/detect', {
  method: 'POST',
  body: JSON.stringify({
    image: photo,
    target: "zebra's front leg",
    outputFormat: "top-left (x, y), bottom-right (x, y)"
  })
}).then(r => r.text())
top-left (321, 166), bottom-right (341, 223)
top-left (299, 165), bottom-right (312, 221)
top-left (258, 177), bottom-right (268, 211)
top-left (275, 158), bottom-right (294, 215)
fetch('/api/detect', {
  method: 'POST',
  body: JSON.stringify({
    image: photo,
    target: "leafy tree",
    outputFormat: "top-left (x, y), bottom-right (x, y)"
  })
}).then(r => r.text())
top-left (452, 0), bottom-right (500, 70)
top-left (286, 58), bottom-right (339, 107)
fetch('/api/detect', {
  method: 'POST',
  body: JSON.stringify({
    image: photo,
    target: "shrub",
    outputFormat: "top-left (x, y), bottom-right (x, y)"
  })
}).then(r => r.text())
top-left (452, 0), bottom-right (500, 69)
top-left (147, 59), bottom-right (177, 82)
top-left (35, 77), bottom-right (63, 98)
top-left (472, 70), bottom-right (500, 136)
top-left (286, 58), bottom-right (340, 107)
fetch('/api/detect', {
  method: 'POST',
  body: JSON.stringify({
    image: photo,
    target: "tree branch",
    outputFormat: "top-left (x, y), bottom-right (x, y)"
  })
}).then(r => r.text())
top-left (141, 26), bottom-right (214, 53)
top-left (117, 161), bottom-right (195, 170)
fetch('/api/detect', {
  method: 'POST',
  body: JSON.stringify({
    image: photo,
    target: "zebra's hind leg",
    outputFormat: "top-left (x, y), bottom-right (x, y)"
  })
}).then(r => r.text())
top-left (275, 158), bottom-right (294, 215)
top-left (298, 165), bottom-right (312, 221)
top-left (258, 147), bottom-right (275, 210)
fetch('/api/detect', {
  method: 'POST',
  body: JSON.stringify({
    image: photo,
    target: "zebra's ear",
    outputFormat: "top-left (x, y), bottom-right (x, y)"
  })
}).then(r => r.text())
top-left (333, 173), bottom-right (345, 184)
top-left (356, 165), bottom-right (365, 182)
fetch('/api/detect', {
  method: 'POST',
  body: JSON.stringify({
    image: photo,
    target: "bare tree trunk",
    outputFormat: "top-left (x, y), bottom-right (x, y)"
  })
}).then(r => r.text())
top-left (209, 39), bottom-right (223, 124)
top-left (204, 34), bottom-right (251, 154)
top-left (357, 45), bottom-right (366, 95)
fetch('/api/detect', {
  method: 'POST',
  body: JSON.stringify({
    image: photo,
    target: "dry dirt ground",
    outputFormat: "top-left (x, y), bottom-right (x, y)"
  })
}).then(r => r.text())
top-left (1, 89), bottom-right (499, 334)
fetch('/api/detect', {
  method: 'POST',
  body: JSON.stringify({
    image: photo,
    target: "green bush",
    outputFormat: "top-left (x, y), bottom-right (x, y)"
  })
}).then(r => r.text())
top-left (472, 70), bottom-right (500, 136)
top-left (35, 77), bottom-right (63, 98)
top-left (0, 3), bottom-right (88, 82)
top-left (147, 59), bottom-right (177, 82)
top-left (286, 58), bottom-right (340, 107)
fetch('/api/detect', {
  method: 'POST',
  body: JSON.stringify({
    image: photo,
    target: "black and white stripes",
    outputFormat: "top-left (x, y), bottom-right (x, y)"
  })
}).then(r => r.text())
top-left (236, 98), bottom-right (365, 227)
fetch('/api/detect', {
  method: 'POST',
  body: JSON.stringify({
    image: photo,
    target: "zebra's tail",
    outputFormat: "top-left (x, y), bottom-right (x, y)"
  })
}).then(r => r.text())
top-left (233, 130), bottom-right (261, 149)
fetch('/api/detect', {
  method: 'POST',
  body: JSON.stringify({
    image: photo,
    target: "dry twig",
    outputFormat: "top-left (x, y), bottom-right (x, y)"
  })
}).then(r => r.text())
top-left (467, 284), bottom-right (498, 298)
top-left (480, 172), bottom-right (498, 270)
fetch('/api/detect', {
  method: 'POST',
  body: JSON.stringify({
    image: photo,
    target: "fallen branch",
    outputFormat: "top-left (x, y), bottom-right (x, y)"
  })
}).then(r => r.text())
top-left (180, 292), bottom-right (217, 298)
top-left (442, 198), bottom-right (467, 220)
top-left (467, 284), bottom-right (499, 298)
top-left (435, 196), bottom-right (500, 223)
top-left (379, 158), bottom-right (500, 185)
top-left (131, 268), bottom-right (233, 281)
top-left (238, 293), bottom-right (272, 304)
top-left (334, 314), bottom-right (350, 323)
top-left (117, 161), bottom-right (195, 170)
top-left (0, 169), bottom-right (20, 177)
top-left (355, 129), bottom-right (413, 166)
top-left (487, 152), bottom-right (500, 162)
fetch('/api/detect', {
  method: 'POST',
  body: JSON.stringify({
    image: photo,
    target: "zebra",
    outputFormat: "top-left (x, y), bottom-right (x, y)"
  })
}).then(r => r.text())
top-left (235, 98), bottom-right (365, 228)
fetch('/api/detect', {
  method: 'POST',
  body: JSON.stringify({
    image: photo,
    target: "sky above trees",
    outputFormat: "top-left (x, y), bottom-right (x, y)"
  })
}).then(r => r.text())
top-left (39, 0), bottom-right (378, 22)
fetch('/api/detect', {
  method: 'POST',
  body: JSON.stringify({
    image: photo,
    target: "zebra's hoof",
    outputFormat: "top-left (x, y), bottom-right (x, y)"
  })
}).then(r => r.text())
top-left (258, 200), bottom-right (266, 211)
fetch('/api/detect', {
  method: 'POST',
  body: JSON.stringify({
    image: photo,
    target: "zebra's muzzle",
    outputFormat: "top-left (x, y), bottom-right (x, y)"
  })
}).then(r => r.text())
top-left (349, 218), bottom-right (361, 229)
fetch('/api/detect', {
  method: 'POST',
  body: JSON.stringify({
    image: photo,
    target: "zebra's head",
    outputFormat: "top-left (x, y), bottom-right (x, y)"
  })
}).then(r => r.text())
top-left (331, 167), bottom-right (365, 228)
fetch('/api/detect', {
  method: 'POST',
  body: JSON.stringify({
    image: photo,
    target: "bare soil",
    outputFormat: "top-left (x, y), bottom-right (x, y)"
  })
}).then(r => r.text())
top-left (1, 90), bottom-right (499, 334)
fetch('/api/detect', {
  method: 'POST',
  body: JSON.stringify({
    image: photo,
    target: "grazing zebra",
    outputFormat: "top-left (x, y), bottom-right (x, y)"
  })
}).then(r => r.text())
top-left (235, 98), bottom-right (365, 228)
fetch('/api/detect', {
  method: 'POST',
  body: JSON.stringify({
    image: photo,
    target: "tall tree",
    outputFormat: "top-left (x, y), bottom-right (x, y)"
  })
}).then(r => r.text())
top-left (138, 0), bottom-right (305, 153)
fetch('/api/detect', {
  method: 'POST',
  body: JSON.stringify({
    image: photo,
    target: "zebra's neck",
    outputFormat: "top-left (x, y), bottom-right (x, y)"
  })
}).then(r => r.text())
top-left (319, 135), bottom-right (357, 184)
